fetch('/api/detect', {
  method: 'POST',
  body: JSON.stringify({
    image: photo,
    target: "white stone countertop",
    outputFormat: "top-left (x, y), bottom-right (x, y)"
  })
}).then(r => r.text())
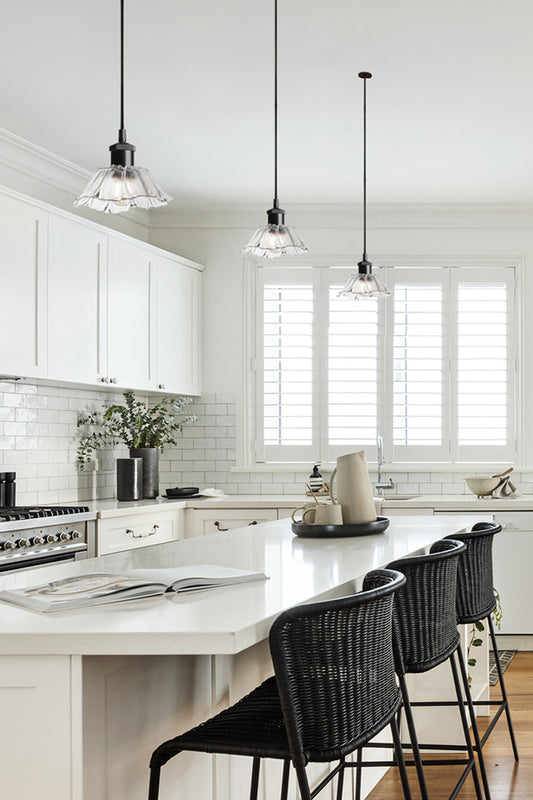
top-left (0, 514), bottom-right (482, 657)
top-left (381, 494), bottom-right (533, 510)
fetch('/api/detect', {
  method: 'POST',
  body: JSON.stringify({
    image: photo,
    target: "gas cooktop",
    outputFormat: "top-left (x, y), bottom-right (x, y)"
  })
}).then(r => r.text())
top-left (0, 506), bottom-right (91, 521)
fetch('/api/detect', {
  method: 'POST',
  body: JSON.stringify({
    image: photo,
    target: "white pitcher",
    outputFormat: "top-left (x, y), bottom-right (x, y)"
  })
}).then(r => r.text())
top-left (329, 451), bottom-right (377, 524)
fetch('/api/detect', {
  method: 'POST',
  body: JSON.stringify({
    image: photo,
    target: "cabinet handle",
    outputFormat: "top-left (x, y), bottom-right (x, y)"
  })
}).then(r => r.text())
top-left (126, 524), bottom-right (160, 539)
top-left (213, 521), bottom-right (229, 532)
top-left (248, 521), bottom-right (258, 526)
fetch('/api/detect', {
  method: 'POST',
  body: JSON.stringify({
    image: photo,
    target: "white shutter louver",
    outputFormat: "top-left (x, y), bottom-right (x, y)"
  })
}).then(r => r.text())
top-left (393, 284), bottom-right (443, 446)
top-left (328, 288), bottom-right (378, 445)
top-left (457, 283), bottom-right (508, 446)
top-left (263, 284), bottom-right (313, 446)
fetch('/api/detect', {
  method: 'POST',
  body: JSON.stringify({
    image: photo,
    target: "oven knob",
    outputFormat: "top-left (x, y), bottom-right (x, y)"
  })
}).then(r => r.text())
top-left (58, 532), bottom-right (70, 541)
top-left (2, 540), bottom-right (15, 550)
top-left (15, 538), bottom-right (28, 549)
top-left (30, 535), bottom-right (44, 546)
top-left (45, 534), bottom-right (57, 544)
top-left (70, 530), bottom-right (81, 540)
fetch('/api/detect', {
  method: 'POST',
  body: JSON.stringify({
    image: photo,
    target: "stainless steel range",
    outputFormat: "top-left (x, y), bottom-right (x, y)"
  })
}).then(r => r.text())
top-left (0, 506), bottom-right (96, 571)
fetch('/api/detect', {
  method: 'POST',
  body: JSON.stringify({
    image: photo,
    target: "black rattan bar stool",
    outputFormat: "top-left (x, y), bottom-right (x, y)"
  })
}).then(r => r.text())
top-left (446, 521), bottom-right (519, 760)
top-left (147, 569), bottom-right (413, 800)
top-left (361, 539), bottom-right (489, 800)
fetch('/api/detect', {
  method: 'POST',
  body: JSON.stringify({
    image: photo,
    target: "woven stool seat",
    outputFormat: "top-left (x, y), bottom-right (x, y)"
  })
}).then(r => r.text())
top-left (151, 677), bottom-right (289, 766)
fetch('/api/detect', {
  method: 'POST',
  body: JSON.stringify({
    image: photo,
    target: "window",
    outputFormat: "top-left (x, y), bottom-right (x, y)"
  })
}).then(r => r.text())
top-left (254, 264), bottom-right (516, 464)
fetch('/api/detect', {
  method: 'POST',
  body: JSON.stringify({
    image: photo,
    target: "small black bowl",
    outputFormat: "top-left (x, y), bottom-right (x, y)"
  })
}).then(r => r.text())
top-left (165, 487), bottom-right (200, 498)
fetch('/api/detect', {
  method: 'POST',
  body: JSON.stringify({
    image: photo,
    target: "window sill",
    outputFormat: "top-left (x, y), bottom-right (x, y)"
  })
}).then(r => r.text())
top-left (231, 462), bottom-right (522, 474)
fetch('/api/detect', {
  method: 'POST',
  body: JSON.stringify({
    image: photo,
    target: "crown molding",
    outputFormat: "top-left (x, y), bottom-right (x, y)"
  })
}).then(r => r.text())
top-left (149, 201), bottom-right (533, 231)
top-left (0, 126), bottom-right (150, 230)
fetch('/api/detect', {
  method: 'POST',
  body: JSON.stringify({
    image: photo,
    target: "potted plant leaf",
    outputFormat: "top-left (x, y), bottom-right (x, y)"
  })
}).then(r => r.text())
top-left (77, 391), bottom-right (198, 499)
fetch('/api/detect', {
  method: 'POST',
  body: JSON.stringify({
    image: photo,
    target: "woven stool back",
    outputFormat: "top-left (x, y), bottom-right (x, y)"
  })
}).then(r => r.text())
top-left (269, 568), bottom-right (405, 766)
top-left (445, 522), bottom-right (502, 624)
top-left (386, 539), bottom-right (466, 675)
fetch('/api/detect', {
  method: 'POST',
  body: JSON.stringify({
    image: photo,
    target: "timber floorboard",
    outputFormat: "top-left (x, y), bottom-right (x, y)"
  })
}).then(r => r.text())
top-left (367, 651), bottom-right (532, 799)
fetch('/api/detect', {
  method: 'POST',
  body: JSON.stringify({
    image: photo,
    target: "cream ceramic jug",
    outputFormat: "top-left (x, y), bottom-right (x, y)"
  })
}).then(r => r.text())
top-left (329, 451), bottom-right (377, 524)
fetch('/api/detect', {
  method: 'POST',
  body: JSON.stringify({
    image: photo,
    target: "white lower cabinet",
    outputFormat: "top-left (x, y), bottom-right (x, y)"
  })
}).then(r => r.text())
top-left (0, 655), bottom-right (82, 800)
top-left (97, 508), bottom-right (184, 555)
top-left (185, 508), bottom-right (278, 538)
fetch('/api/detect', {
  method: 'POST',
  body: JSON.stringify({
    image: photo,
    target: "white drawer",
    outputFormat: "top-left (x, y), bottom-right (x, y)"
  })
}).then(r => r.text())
top-left (97, 510), bottom-right (183, 555)
top-left (185, 508), bottom-right (278, 537)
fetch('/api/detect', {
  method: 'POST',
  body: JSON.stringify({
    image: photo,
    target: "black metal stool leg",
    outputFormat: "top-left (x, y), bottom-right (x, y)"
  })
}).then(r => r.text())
top-left (335, 756), bottom-right (345, 800)
top-left (355, 747), bottom-right (363, 800)
top-left (456, 644), bottom-right (492, 800)
top-left (294, 762), bottom-right (312, 800)
top-left (148, 765), bottom-right (161, 800)
top-left (280, 759), bottom-right (290, 800)
top-left (488, 615), bottom-right (519, 760)
top-left (250, 757), bottom-right (261, 800)
top-left (398, 673), bottom-right (429, 800)
top-left (449, 652), bottom-right (484, 800)
top-left (390, 715), bottom-right (413, 800)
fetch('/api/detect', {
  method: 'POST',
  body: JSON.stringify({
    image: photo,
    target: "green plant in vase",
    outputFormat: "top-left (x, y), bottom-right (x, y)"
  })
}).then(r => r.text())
top-left (77, 390), bottom-right (198, 498)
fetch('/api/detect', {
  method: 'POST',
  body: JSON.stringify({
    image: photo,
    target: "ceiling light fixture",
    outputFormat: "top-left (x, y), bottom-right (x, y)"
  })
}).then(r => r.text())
top-left (339, 72), bottom-right (390, 299)
top-left (74, 0), bottom-right (172, 214)
top-left (242, 0), bottom-right (308, 258)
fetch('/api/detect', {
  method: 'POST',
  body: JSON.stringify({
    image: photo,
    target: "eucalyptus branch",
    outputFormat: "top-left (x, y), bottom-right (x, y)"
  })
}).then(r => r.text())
top-left (76, 391), bottom-right (198, 470)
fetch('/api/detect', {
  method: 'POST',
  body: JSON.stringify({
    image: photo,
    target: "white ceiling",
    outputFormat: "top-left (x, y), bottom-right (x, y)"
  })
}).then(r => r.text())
top-left (3, 0), bottom-right (533, 206)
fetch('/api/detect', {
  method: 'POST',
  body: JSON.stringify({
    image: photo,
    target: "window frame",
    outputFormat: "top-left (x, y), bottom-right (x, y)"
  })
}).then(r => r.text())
top-left (243, 256), bottom-right (521, 469)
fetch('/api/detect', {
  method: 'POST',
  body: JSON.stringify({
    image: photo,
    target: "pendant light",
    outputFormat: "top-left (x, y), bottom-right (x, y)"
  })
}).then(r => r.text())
top-left (339, 72), bottom-right (390, 299)
top-left (242, 0), bottom-right (308, 258)
top-left (74, 0), bottom-right (172, 214)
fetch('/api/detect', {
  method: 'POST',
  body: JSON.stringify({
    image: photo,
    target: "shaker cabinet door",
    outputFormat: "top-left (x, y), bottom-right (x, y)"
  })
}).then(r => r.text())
top-left (156, 256), bottom-right (201, 395)
top-left (0, 194), bottom-right (47, 378)
top-left (47, 214), bottom-right (107, 384)
top-left (107, 237), bottom-right (156, 391)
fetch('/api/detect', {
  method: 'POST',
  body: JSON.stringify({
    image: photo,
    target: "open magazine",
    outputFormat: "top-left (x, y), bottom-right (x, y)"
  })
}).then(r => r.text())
top-left (0, 564), bottom-right (268, 613)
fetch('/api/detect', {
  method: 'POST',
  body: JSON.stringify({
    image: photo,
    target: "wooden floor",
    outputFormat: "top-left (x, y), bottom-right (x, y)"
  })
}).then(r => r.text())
top-left (367, 651), bottom-right (531, 800)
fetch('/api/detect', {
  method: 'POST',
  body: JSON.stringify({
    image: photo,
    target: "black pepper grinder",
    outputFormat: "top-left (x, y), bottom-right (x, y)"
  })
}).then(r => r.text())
top-left (4, 472), bottom-right (16, 507)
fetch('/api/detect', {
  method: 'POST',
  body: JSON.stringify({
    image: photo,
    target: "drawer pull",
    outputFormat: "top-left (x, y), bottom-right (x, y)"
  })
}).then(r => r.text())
top-left (126, 524), bottom-right (160, 539)
top-left (248, 521), bottom-right (258, 526)
top-left (213, 521), bottom-right (229, 532)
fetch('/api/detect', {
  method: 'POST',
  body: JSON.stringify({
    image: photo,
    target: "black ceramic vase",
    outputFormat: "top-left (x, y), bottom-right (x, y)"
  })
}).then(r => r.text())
top-left (129, 447), bottom-right (159, 499)
top-left (116, 457), bottom-right (143, 501)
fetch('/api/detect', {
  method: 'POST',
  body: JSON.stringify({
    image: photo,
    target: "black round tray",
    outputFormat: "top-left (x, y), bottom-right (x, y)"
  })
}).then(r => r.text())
top-left (291, 516), bottom-right (390, 538)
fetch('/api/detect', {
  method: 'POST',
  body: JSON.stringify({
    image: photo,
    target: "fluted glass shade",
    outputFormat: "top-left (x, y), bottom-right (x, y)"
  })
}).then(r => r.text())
top-left (242, 224), bottom-right (309, 259)
top-left (338, 270), bottom-right (390, 299)
top-left (74, 165), bottom-right (172, 214)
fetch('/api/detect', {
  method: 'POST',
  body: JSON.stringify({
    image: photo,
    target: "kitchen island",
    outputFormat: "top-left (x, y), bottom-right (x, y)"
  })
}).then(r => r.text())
top-left (0, 514), bottom-right (484, 800)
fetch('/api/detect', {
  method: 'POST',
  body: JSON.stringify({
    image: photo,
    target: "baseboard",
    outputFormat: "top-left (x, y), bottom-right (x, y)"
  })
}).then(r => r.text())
top-left (494, 634), bottom-right (533, 651)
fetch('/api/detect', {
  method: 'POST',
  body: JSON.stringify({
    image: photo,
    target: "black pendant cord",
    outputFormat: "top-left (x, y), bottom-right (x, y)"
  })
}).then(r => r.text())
top-left (119, 0), bottom-right (125, 141)
top-left (358, 72), bottom-right (372, 272)
top-left (273, 0), bottom-right (278, 204)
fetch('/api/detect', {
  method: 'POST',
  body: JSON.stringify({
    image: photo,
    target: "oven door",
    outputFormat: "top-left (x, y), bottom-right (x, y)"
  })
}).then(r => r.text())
top-left (0, 542), bottom-right (89, 573)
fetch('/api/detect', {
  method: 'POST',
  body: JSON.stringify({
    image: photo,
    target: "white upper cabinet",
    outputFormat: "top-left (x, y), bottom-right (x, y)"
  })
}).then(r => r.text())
top-left (0, 194), bottom-right (47, 378)
top-left (0, 186), bottom-right (203, 393)
top-left (156, 256), bottom-right (201, 396)
top-left (107, 238), bottom-right (156, 391)
top-left (47, 214), bottom-right (107, 384)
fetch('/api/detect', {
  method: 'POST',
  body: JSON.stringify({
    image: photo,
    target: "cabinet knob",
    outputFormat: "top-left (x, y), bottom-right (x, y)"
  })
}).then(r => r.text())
top-left (100, 377), bottom-right (109, 384)
top-left (110, 377), bottom-right (117, 384)
top-left (158, 383), bottom-right (166, 390)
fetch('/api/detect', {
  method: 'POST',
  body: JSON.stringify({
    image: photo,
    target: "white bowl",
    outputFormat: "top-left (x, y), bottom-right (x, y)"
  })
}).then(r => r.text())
top-left (464, 476), bottom-right (500, 497)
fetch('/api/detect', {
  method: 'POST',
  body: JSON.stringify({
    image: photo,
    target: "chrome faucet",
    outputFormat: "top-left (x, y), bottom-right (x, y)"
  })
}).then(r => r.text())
top-left (375, 435), bottom-right (394, 496)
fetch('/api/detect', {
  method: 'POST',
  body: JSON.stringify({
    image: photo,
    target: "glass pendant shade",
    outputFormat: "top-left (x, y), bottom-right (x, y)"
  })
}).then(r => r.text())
top-left (74, 0), bottom-right (171, 214)
top-left (75, 164), bottom-right (172, 214)
top-left (338, 261), bottom-right (391, 299)
top-left (242, 221), bottom-right (308, 258)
